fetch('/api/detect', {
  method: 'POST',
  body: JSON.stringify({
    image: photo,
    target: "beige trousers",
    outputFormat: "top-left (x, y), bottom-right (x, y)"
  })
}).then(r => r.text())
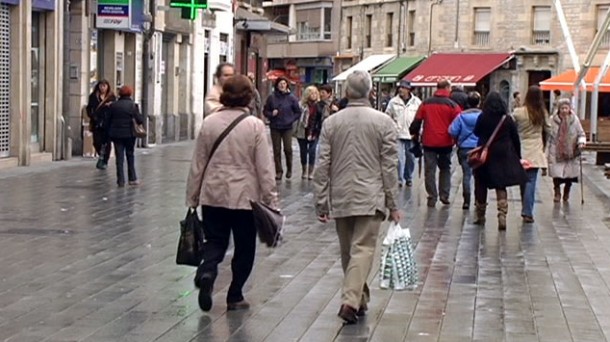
top-left (335, 214), bottom-right (383, 309)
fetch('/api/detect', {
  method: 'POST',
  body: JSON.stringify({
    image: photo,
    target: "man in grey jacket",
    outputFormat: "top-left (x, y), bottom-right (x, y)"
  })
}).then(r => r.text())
top-left (313, 70), bottom-right (401, 324)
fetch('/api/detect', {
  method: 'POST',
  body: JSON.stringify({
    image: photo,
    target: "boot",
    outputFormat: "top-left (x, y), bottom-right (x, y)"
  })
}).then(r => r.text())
top-left (301, 164), bottom-right (307, 179)
top-left (96, 158), bottom-right (105, 170)
top-left (473, 202), bottom-right (486, 225)
top-left (553, 186), bottom-right (561, 203)
top-left (563, 183), bottom-right (572, 202)
top-left (497, 199), bottom-right (508, 231)
top-left (307, 165), bottom-right (314, 180)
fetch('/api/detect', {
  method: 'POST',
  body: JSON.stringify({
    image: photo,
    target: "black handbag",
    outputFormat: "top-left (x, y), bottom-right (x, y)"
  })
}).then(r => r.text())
top-left (176, 208), bottom-right (205, 267)
top-left (250, 200), bottom-right (284, 248)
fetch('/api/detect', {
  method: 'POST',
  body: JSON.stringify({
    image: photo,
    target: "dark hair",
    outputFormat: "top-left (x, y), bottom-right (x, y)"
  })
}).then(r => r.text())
top-left (220, 75), bottom-right (254, 108)
top-left (513, 91), bottom-right (520, 99)
top-left (553, 89), bottom-right (561, 96)
top-left (437, 80), bottom-right (451, 89)
top-left (215, 63), bottom-right (235, 78)
top-left (118, 85), bottom-right (133, 97)
top-left (92, 79), bottom-right (112, 96)
top-left (318, 84), bottom-right (333, 94)
top-left (482, 91), bottom-right (508, 118)
top-left (524, 85), bottom-right (547, 126)
top-left (467, 91), bottom-right (481, 108)
top-left (275, 77), bottom-right (289, 89)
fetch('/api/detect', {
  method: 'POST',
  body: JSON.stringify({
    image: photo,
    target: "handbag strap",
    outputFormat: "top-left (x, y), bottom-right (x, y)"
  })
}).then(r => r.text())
top-left (484, 115), bottom-right (507, 148)
top-left (202, 111), bottom-right (250, 176)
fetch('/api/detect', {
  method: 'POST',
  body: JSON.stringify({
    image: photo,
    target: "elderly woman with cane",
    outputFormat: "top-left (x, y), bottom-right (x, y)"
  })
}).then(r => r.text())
top-left (547, 98), bottom-right (586, 203)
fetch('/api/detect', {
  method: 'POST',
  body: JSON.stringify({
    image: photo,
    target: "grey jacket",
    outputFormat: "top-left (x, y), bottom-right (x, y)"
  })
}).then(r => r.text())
top-left (313, 99), bottom-right (399, 219)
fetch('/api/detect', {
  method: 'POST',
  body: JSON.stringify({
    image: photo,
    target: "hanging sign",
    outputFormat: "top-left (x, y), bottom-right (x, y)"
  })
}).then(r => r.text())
top-left (97, 0), bottom-right (131, 29)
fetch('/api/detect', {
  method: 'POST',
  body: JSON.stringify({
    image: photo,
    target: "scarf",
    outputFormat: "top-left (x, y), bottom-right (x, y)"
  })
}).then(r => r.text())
top-left (556, 115), bottom-right (573, 162)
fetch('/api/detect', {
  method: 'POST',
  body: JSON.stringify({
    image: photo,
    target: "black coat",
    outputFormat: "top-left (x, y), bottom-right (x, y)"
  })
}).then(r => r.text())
top-left (473, 114), bottom-right (528, 189)
top-left (87, 93), bottom-right (116, 130)
top-left (106, 97), bottom-right (144, 139)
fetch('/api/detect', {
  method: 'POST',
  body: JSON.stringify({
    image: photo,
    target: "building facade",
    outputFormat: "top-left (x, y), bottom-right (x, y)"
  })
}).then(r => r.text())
top-left (339, 0), bottom-right (610, 102)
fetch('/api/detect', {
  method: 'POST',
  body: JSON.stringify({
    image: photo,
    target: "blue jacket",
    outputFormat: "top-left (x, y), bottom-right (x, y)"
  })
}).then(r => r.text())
top-left (263, 90), bottom-right (301, 130)
top-left (448, 109), bottom-right (482, 148)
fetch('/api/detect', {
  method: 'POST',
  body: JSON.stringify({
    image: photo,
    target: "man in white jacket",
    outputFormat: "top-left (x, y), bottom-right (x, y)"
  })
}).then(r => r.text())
top-left (385, 80), bottom-right (422, 187)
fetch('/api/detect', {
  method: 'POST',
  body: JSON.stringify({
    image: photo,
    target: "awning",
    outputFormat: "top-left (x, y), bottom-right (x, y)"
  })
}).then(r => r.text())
top-left (540, 67), bottom-right (610, 92)
top-left (234, 8), bottom-right (292, 34)
top-left (332, 54), bottom-right (395, 82)
top-left (404, 53), bottom-right (513, 86)
top-left (371, 56), bottom-right (426, 83)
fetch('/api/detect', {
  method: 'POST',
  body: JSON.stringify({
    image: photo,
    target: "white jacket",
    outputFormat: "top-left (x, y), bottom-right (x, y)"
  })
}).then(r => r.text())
top-left (385, 94), bottom-right (422, 140)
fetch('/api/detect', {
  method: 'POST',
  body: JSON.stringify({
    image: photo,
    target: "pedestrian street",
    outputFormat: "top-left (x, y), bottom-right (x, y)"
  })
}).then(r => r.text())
top-left (1, 141), bottom-right (610, 342)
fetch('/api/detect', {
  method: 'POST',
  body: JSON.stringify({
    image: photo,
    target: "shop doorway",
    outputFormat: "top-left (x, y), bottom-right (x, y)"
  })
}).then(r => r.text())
top-left (529, 70), bottom-right (552, 109)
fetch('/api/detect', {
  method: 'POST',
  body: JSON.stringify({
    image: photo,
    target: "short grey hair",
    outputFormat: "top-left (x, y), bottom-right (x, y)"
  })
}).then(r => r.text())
top-left (345, 70), bottom-right (372, 99)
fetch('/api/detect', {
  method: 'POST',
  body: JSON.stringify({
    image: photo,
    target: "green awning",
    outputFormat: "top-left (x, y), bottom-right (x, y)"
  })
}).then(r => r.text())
top-left (371, 56), bottom-right (426, 83)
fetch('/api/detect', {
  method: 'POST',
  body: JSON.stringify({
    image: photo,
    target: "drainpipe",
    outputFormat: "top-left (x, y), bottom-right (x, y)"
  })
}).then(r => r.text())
top-left (591, 49), bottom-right (610, 142)
top-left (60, 0), bottom-right (71, 160)
top-left (140, 0), bottom-right (155, 147)
top-left (454, 0), bottom-right (459, 49)
top-left (427, 0), bottom-right (440, 55)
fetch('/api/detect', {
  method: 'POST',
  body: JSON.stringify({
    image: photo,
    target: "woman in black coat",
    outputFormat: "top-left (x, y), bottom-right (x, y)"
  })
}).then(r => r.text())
top-left (106, 85), bottom-right (144, 187)
top-left (86, 79), bottom-right (116, 169)
top-left (473, 92), bottom-right (527, 230)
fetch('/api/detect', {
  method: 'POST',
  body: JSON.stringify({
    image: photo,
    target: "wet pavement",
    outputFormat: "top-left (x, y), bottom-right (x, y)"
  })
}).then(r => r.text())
top-left (1, 141), bottom-right (610, 342)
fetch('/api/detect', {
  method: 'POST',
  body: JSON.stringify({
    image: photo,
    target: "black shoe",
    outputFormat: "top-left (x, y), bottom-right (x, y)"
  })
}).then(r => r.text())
top-left (338, 304), bottom-right (358, 324)
top-left (440, 197), bottom-right (450, 205)
top-left (462, 203), bottom-right (470, 210)
top-left (275, 173), bottom-right (282, 181)
top-left (286, 171), bottom-right (292, 179)
top-left (357, 303), bottom-right (368, 317)
top-left (96, 159), bottom-right (105, 170)
top-left (427, 199), bottom-right (436, 208)
top-left (198, 275), bottom-right (214, 312)
top-left (406, 181), bottom-right (413, 187)
top-left (227, 300), bottom-right (250, 311)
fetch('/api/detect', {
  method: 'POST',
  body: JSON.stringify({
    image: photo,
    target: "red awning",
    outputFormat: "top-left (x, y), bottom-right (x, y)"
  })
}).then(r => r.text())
top-left (404, 53), bottom-right (513, 87)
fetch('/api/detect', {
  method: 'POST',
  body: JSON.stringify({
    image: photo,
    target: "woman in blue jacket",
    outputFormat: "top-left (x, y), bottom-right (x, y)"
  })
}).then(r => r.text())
top-left (448, 91), bottom-right (482, 210)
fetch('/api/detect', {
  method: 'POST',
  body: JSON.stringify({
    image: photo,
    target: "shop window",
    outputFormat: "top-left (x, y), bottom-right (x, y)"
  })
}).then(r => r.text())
top-left (346, 16), bottom-right (353, 49)
top-left (323, 8), bottom-right (332, 40)
top-left (597, 5), bottom-right (610, 48)
top-left (473, 7), bottom-right (491, 47)
top-left (386, 13), bottom-right (393, 48)
top-left (365, 14), bottom-right (372, 48)
top-left (408, 10), bottom-right (415, 47)
top-left (532, 6), bottom-right (551, 45)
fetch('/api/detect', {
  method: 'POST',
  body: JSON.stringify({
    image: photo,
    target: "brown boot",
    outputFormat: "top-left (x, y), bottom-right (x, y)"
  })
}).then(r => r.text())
top-left (553, 186), bottom-right (561, 203)
top-left (473, 202), bottom-right (487, 225)
top-left (563, 183), bottom-right (572, 202)
top-left (307, 165), bottom-right (315, 180)
top-left (497, 199), bottom-right (508, 231)
top-left (301, 164), bottom-right (307, 179)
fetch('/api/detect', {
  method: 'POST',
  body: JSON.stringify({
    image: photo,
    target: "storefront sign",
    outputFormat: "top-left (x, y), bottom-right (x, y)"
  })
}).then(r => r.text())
top-left (97, 0), bottom-right (130, 29)
top-left (411, 74), bottom-right (477, 84)
top-left (33, 0), bottom-right (55, 10)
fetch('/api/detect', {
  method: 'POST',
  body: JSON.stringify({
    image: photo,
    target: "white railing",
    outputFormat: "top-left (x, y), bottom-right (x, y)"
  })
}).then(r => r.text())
top-left (532, 30), bottom-right (551, 45)
top-left (473, 31), bottom-right (490, 46)
top-left (297, 27), bottom-right (321, 41)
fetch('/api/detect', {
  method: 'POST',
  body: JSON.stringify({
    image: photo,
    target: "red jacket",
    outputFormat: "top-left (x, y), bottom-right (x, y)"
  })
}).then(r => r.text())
top-left (409, 89), bottom-right (461, 148)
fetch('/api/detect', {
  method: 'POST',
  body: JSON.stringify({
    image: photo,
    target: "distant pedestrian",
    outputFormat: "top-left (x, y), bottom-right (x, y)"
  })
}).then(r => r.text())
top-left (86, 79), bottom-right (116, 170)
top-left (205, 63), bottom-right (235, 117)
top-left (263, 77), bottom-right (301, 180)
top-left (247, 72), bottom-right (263, 119)
top-left (186, 75), bottom-right (278, 312)
top-left (450, 85), bottom-right (468, 111)
top-left (473, 92), bottom-right (528, 229)
top-left (313, 70), bottom-right (401, 325)
top-left (547, 99), bottom-right (586, 202)
top-left (511, 91), bottom-right (522, 112)
top-left (410, 80), bottom-right (461, 207)
top-left (106, 86), bottom-right (144, 187)
top-left (512, 85), bottom-right (551, 223)
top-left (295, 86), bottom-right (323, 180)
top-left (448, 91), bottom-right (482, 210)
top-left (385, 80), bottom-right (421, 187)
top-left (318, 84), bottom-right (339, 117)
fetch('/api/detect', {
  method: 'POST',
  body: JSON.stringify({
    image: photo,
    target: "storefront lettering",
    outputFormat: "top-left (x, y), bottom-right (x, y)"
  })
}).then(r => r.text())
top-left (411, 74), bottom-right (478, 83)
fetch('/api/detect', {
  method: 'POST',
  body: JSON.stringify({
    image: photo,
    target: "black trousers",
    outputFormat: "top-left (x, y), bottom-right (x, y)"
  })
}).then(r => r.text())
top-left (112, 137), bottom-right (137, 185)
top-left (196, 205), bottom-right (257, 304)
top-left (93, 128), bottom-right (111, 163)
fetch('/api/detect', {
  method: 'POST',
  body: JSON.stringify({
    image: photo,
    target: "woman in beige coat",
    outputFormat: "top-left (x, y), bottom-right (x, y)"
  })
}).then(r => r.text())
top-left (547, 99), bottom-right (586, 202)
top-left (186, 75), bottom-right (278, 312)
top-left (512, 85), bottom-right (551, 223)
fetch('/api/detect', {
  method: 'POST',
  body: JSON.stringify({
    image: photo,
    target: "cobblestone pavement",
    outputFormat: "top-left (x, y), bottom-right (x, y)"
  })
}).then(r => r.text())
top-left (1, 141), bottom-right (610, 342)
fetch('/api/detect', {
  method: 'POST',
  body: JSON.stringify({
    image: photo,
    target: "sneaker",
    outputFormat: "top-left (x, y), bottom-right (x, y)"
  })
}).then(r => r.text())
top-left (522, 215), bottom-right (535, 223)
top-left (405, 181), bottom-right (413, 187)
top-left (128, 180), bottom-right (140, 186)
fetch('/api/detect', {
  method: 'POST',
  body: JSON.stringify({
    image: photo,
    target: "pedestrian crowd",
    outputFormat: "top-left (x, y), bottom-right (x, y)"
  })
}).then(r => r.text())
top-left (88, 62), bottom-right (587, 325)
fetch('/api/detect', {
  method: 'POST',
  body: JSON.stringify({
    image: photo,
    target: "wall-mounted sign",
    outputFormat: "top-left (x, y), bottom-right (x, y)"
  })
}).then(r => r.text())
top-left (97, 0), bottom-right (130, 29)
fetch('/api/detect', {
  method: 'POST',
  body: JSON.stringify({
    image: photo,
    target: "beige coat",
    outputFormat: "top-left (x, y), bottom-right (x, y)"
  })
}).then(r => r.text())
top-left (186, 108), bottom-right (278, 210)
top-left (547, 113), bottom-right (586, 179)
top-left (313, 99), bottom-right (399, 218)
top-left (512, 107), bottom-right (552, 168)
top-left (204, 84), bottom-right (223, 117)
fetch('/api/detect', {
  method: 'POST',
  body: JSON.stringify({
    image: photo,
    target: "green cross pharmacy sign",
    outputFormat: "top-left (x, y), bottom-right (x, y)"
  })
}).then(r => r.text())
top-left (170, 0), bottom-right (208, 20)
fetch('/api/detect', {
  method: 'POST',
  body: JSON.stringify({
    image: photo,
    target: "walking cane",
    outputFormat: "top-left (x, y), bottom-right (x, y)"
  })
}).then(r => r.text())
top-left (579, 154), bottom-right (585, 205)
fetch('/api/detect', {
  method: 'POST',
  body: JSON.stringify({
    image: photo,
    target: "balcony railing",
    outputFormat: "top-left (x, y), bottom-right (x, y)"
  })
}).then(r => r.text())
top-left (532, 30), bottom-right (550, 45)
top-left (267, 35), bottom-right (289, 44)
top-left (297, 30), bottom-right (321, 41)
top-left (473, 31), bottom-right (490, 46)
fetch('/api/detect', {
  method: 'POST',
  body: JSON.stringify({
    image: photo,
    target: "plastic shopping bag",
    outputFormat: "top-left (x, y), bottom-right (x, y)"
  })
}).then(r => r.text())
top-left (379, 222), bottom-right (418, 290)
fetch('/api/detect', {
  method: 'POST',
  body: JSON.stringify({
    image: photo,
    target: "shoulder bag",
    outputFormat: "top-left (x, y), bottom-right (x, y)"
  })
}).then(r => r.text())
top-left (467, 115), bottom-right (507, 169)
top-left (131, 103), bottom-right (147, 139)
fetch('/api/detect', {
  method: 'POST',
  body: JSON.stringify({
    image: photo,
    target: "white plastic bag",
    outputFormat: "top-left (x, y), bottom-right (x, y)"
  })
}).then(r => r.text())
top-left (379, 223), bottom-right (418, 290)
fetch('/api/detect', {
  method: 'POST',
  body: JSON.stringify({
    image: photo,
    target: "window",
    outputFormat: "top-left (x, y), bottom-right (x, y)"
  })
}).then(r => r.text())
top-left (386, 13), bottom-right (393, 47)
top-left (365, 14), bottom-right (372, 48)
top-left (532, 6), bottom-right (551, 45)
top-left (598, 5), bottom-right (610, 47)
top-left (323, 8), bottom-right (332, 40)
top-left (473, 7), bottom-right (491, 46)
top-left (408, 10), bottom-right (415, 47)
top-left (346, 16), bottom-right (353, 49)
top-left (296, 9), bottom-right (321, 41)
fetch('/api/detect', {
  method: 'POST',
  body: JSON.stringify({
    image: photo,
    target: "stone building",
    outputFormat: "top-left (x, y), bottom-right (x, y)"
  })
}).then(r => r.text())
top-left (338, 0), bottom-right (610, 105)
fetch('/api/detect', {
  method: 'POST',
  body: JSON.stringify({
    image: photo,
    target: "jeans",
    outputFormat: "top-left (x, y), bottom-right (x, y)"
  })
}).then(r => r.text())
top-left (196, 206), bottom-right (257, 303)
top-left (112, 137), bottom-right (137, 185)
top-left (270, 128), bottom-right (293, 176)
top-left (398, 139), bottom-right (416, 183)
top-left (423, 149), bottom-right (452, 201)
top-left (520, 168), bottom-right (539, 217)
top-left (297, 138), bottom-right (318, 166)
top-left (457, 148), bottom-right (474, 202)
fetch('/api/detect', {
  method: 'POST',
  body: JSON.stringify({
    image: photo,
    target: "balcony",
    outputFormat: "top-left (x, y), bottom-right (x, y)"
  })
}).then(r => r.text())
top-left (473, 31), bottom-right (490, 47)
top-left (532, 30), bottom-right (550, 45)
top-left (267, 36), bottom-right (337, 58)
